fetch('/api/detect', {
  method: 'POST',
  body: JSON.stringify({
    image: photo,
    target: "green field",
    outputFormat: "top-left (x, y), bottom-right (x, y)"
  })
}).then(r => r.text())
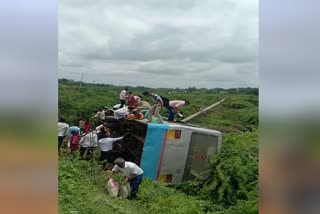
top-left (58, 79), bottom-right (258, 214)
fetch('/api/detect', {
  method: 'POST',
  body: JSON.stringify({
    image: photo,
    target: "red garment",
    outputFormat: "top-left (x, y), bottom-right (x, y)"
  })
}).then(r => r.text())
top-left (70, 135), bottom-right (80, 151)
top-left (128, 96), bottom-right (137, 107)
top-left (84, 121), bottom-right (91, 133)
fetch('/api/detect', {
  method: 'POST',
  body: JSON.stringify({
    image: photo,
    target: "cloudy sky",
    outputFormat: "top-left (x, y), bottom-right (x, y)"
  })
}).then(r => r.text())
top-left (59, 0), bottom-right (258, 89)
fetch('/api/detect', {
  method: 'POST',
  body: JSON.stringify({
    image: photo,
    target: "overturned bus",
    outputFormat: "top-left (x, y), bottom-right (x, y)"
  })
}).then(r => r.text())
top-left (111, 119), bottom-right (222, 184)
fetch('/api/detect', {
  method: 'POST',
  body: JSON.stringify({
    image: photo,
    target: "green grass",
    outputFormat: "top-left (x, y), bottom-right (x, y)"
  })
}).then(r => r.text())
top-left (59, 156), bottom-right (207, 214)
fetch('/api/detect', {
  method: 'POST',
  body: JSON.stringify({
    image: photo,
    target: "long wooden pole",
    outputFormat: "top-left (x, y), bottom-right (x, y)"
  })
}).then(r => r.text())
top-left (181, 98), bottom-right (226, 122)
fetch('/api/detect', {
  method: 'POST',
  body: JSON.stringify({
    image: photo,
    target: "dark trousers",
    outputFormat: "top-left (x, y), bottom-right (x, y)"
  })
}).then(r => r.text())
top-left (129, 174), bottom-right (143, 198)
top-left (80, 146), bottom-right (94, 159)
top-left (119, 99), bottom-right (126, 108)
top-left (167, 106), bottom-right (175, 121)
top-left (100, 151), bottom-right (114, 162)
top-left (58, 136), bottom-right (64, 151)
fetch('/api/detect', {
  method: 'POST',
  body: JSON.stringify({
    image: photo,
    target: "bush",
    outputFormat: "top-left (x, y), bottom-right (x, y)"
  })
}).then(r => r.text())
top-left (201, 131), bottom-right (258, 211)
top-left (223, 100), bottom-right (254, 109)
top-left (59, 156), bottom-right (208, 214)
top-left (138, 179), bottom-right (205, 214)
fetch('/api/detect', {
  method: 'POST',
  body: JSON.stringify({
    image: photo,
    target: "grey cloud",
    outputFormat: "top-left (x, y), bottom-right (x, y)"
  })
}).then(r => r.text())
top-left (92, 0), bottom-right (197, 11)
top-left (59, 0), bottom-right (258, 88)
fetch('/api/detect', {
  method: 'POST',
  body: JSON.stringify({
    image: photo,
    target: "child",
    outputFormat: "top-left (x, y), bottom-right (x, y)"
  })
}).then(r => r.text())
top-left (68, 130), bottom-right (81, 158)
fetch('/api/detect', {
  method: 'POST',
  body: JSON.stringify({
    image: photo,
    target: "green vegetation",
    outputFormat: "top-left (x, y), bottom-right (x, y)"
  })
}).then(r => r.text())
top-left (59, 155), bottom-right (208, 214)
top-left (58, 79), bottom-right (259, 214)
top-left (58, 78), bottom-right (258, 132)
top-left (59, 157), bottom-right (148, 214)
top-left (175, 131), bottom-right (258, 213)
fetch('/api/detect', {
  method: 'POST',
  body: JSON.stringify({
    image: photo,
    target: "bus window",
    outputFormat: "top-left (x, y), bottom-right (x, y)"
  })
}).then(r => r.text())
top-left (183, 133), bottom-right (218, 181)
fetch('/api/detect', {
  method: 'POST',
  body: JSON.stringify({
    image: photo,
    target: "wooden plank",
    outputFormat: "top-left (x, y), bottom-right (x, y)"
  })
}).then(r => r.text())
top-left (181, 98), bottom-right (226, 122)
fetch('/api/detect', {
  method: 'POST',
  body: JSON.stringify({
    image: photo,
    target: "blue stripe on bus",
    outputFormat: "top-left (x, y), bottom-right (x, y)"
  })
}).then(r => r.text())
top-left (140, 123), bottom-right (169, 180)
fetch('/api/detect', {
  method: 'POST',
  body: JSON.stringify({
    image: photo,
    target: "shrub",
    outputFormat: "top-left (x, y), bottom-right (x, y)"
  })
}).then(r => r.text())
top-left (201, 131), bottom-right (258, 209)
top-left (223, 100), bottom-right (253, 109)
top-left (138, 179), bottom-right (205, 214)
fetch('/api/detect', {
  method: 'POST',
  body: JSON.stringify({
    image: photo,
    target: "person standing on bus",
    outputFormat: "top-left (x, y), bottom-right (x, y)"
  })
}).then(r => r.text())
top-left (127, 92), bottom-right (141, 107)
top-left (119, 87), bottom-right (129, 108)
top-left (168, 100), bottom-right (190, 122)
top-left (143, 91), bottom-right (164, 123)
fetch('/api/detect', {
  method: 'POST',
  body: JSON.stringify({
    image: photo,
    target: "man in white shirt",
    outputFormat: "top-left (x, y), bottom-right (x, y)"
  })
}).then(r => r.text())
top-left (58, 118), bottom-right (69, 152)
top-left (79, 130), bottom-right (98, 160)
top-left (98, 133), bottom-right (128, 163)
top-left (109, 158), bottom-right (144, 200)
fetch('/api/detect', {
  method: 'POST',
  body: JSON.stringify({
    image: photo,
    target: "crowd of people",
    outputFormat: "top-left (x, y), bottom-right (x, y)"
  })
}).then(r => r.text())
top-left (58, 87), bottom-right (190, 199)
